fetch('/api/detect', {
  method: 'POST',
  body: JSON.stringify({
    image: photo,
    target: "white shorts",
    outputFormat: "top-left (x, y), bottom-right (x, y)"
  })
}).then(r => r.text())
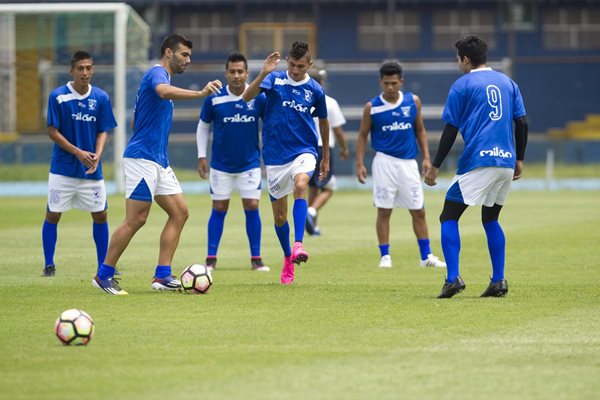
top-left (372, 152), bottom-right (424, 210)
top-left (47, 173), bottom-right (107, 213)
top-left (446, 167), bottom-right (514, 207)
top-left (266, 153), bottom-right (317, 200)
top-left (124, 158), bottom-right (182, 202)
top-left (209, 167), bottom-right (262, 201)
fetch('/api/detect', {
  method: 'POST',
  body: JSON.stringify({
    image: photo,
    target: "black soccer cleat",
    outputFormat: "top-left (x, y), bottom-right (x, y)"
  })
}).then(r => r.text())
top-left (42, 264), bottom-right (56, 277)
top-left (480, 278), bottom-right (508, 297)
top-left (437, 276), bottom-right (466, 299)
top-left (205, 257), bottom-right (217, 271)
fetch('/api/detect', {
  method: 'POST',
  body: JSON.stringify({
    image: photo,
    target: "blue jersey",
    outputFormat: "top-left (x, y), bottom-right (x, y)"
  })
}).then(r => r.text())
top-left (47, 82), bottom-right (117, 180)
top-left (200, 86), bottom-right (266, 173)
top-left (442, 68), bottom-right (526, 174)
top-left (124, 65), bottom-right (173, 167)
top-left (259, 70), bottom-right (327, 165)
top-left (369, 92), bottom-right (419, 160)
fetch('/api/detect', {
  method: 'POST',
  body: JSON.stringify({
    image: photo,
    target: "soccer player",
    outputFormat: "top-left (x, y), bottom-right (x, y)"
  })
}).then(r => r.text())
top-left (424, 35), bottom-right (528, 299)
top-left (42, 50), bottom-right (117, 277)
top-left (305, 68), bottom-right (349, 237)
top-left (92, 33), bottom-right (222, 295)
top-left (356, 61), bottom-right (446, 270)
top-left (196, 51), bottom-right (269, 272)
top-left (242, 41), bottom-right (330, 285)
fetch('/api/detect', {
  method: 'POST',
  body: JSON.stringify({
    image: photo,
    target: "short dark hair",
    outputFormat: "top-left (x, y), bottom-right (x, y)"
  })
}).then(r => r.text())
top-left (160, 33), bottom-right (193, 56)
top-left (455, 35), bottom-right (488, 66)
top-left (289, 41), bottom-right (311, 61)
top-left (70, 50), bottom-right (92, 68)
top-left (379, 61), bottom-right (402, 79)
top-left (225, 51), bottom-right (248, 71)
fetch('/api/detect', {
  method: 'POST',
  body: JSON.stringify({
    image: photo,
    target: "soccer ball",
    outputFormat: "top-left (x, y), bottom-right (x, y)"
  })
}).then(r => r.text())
top-left (55, 309), bottom-right (94, 346)
top-left (181, 264), bottom-right (213, 294)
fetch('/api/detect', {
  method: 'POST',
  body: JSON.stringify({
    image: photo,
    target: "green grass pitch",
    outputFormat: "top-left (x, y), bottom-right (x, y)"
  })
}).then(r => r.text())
top-left (0, 190), bottom-right (599, 400)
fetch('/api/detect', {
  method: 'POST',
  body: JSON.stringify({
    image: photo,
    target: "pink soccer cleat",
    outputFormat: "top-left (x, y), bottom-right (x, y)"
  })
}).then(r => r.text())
top-left (280, 256), bottom-right (295, 285)
top-left (291, 241), bottom-right (309, 265)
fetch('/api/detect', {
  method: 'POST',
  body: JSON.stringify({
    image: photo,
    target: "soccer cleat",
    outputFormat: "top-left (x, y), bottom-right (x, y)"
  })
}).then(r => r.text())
top-left (437, 276), bottom-right (466, 299)
top-left (313, 227), bottom-right (321, 236)
top-left (420, 254), bottom-right (447, 268)
top-left (151, 275), bottom-right (183, 291)
top-left (480, 278), bottom-right (509, 297)
top-left (291, 242), bottom-right (309, 264)
top-left (251, 258), bottom-right (270, 272)
top-left (378, 255), bottom-right (392, 268)
top-left (305, 211), bottom-right (317, 235)
top-left (42, 264), bottom-right (56, 277)
top-left (92, 275), bottom-right (128, 295)
top-left (205, 257), bottom-right (217, 271)
top-left (280, 256), bottom-right (295, 285)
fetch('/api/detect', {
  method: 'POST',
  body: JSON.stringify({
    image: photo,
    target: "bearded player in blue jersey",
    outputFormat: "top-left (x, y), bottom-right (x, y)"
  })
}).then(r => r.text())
top-left (196, 51), bottom-right (270, 272)
top-left (356, 61), bottom-right (446, 270)
top-left (42, 50), bottom-right (117, 277)
top-left (243, 41), bottom-right (330, 285)
top-left (92, 34), bottom-right (222, 295)
top-left (425, 35), bottom-right (528, 299)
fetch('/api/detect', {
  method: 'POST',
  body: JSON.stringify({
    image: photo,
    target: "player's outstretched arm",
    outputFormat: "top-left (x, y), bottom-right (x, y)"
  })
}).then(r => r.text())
top-left (155, 80), bottom-right (222, 100)
top-left (242, 52), bottom-right (280, 102)
top-left (356, 103), bottom-right (372, 184)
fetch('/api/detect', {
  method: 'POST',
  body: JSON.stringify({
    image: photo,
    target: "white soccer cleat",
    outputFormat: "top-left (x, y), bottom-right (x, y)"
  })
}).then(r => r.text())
top-left (420, 254), bottom-right (446, 268)
top-left (378, 255), bottom-right (392, 268)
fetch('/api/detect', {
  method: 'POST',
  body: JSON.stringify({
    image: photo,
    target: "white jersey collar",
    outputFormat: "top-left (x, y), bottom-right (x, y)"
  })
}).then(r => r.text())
top-left (470, 67), bottom-right (493, 73)
top-left (67, 81), bottom-right (92, 99)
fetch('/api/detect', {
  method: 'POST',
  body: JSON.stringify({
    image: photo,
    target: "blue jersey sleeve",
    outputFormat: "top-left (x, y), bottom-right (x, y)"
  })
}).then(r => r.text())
top-left (150, 68), bottom-right (170, 92)
top-left (512, 83), bottom-right (526, 119)
top-left (312, 91), bottom-right (328, 119)
top-left (98, 94), bottom-right (117, 133)
top-left (200, 96), bottom-right (215, 123)
top-left (256, 93), bottom-right (266, 118)
top-left (259, 72), bottom-right (275, 92)
top-left (442, 87), bottom-right (463, 127)
top-left (47, 93), bottom-right (61, 129)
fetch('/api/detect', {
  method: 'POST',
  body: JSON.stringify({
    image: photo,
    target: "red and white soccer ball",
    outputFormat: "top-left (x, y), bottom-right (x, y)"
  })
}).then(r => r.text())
top-left (55, 309), bottom-right (94, 346)
top-left (181, 264), bottom-right (213, 294)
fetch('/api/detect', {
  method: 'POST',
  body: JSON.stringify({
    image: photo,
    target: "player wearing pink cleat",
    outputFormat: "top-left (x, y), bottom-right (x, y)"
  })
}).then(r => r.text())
top-left (280, 255), bottom-right (295, 284)
top-left (291, 241), bottom-right (309, 264)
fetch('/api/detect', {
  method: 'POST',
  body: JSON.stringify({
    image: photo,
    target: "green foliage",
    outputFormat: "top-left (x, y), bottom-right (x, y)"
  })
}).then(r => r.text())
top-left (1, 191), bottom-right (599, 399)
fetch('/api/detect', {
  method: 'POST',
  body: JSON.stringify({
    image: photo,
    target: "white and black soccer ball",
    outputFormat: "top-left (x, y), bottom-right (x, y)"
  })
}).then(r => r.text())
top-left (55, 309), bottom-right (94, 346)
top-left (181, 264), bottom-right (213, 294)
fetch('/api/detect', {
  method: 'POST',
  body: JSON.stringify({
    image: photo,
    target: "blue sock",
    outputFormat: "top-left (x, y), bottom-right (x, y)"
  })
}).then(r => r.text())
top-left (274, 222), bottom-right (291, 257)
top-left (207, 209), bottom-right (227, 257)
top-left (417, 238), bottom-right (431, 260)
top-left (379, 244), bottom-right (390, 257)
top-left (42, 220), bottom-right (58, 266)
top-left (155, 265), bottom-right (171, 279)
top-left (92, 222), bottom-right (109, 268)
top-left (293, 198), bottom-right (307, 242)
top-left (245, 209), bottom-right (261, 258)
top-left (97, 263), bottom-right (115, 280)
top-left (483, 221), bottom-right (506, 283)
top-left (441, 220), bottom-right (461, 283)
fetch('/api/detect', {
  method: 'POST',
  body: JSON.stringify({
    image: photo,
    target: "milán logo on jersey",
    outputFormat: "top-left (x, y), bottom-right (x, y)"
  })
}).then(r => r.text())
top-left (282, 100), bottom-right (308, 113)
top-left (479, 147), bottom-right (513, 158)
top-left (223, 114), bottom-right (256, 123)
top-left (71, 112), bottom-right (96, 122)
top-left (382, 121), bottom-right (412, 132)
